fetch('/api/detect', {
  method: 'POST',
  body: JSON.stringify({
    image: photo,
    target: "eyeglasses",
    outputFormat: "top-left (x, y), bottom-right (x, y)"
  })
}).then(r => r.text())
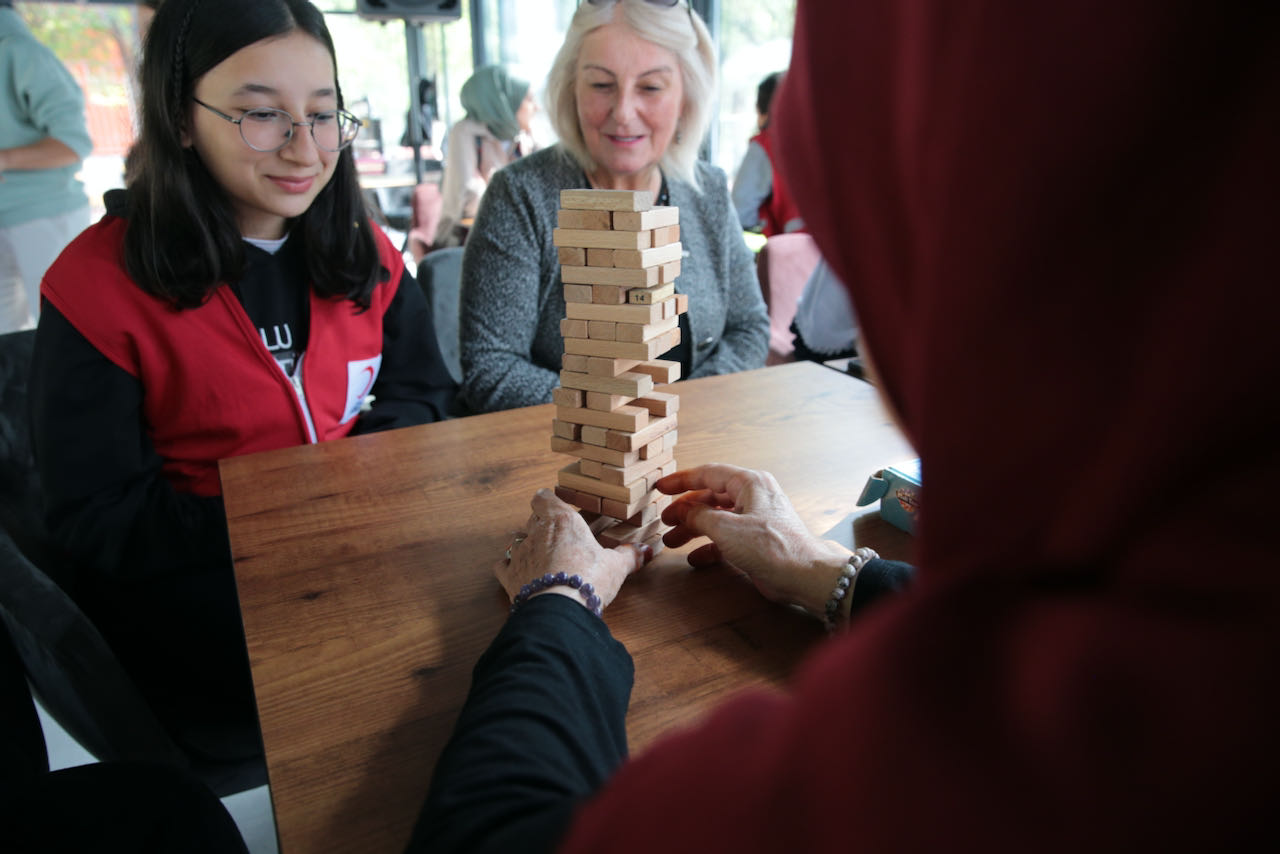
top-left (193, 99), bottom-right (362, 153)
top-left (581, 0), bottom-right (694, 27)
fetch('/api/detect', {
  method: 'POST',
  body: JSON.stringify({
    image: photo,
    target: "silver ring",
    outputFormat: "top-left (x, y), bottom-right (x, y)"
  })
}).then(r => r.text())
top-left (505, 534), bottom-right (528, 562)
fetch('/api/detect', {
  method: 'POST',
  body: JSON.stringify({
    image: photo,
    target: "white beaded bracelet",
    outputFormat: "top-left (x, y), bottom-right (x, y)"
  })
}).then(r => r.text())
top-left (823, 547), bottom-right (879, 632)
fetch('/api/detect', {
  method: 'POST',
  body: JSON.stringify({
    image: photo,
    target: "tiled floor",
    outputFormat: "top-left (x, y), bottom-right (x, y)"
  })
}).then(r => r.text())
top-left (35, 697), bottom-right (279, 854)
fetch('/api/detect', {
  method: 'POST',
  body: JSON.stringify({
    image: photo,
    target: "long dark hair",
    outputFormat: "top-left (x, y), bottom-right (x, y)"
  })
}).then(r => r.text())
top-left (124, 0), bottom-right (382, 309)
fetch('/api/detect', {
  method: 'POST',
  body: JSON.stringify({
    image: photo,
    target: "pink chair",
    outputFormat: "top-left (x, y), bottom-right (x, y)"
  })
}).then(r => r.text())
top-left (407, 182), bottom-right (444, 265)
top-left (755, 232), bottom-right (821, 364)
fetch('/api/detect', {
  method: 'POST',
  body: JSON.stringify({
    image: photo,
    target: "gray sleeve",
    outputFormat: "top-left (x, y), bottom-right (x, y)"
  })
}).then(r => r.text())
top-left (730, 141), bottom-right (772, 230)
top-left (688, 168), bottom-right (770, 378)
top-left (458, 163), bottom-right (562, 413)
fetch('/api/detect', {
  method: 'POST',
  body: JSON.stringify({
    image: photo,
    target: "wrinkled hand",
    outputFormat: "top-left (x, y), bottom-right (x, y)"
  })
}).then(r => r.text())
top-left (656, 463), bottom-right (851, 614)
top-left (497, 488), bottom-right (651, 613)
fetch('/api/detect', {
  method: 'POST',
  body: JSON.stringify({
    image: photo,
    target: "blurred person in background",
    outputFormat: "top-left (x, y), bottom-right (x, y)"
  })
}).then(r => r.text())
top-left (0, 0), bottom-right (93, 333)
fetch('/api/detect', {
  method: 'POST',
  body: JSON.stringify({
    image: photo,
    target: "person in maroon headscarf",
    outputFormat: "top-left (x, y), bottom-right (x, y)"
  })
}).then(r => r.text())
top-left (408, 2), bottom-right (1279, 851)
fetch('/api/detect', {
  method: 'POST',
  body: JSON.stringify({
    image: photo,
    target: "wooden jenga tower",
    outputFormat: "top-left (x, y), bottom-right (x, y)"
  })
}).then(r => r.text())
top-left (550, 189), bottom-right (689, 553)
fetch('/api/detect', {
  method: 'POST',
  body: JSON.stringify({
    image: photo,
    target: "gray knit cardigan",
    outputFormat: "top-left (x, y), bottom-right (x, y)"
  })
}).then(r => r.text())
top-left (458, 145), bottom-right (769, 413)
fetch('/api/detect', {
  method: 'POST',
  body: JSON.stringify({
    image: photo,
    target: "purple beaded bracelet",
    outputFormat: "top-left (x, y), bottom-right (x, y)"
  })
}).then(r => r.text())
top-left (510, 572), bottom-right (603, 618)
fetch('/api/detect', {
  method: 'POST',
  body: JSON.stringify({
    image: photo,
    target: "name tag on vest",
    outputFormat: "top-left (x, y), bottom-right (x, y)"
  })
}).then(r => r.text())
top-left (343, 355), bottom-right (382, 424)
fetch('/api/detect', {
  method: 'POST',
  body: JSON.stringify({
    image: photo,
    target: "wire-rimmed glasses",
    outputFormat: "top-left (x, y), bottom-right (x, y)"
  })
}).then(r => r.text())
top-left (193, 99), bottom-right (362, 153)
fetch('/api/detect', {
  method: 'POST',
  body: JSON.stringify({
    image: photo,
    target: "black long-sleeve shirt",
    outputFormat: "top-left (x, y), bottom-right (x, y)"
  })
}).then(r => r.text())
top-left (409, 559), bottom-right (914, 853)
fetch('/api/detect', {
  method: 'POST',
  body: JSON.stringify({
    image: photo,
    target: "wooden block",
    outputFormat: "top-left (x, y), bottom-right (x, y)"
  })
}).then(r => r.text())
top-left (586, 356), bottom-right (641, 377)
top-left (551, 387), bottom-right (584, 408)
top-left (675, 292), bottom-right (689, 314)
top-left (551, 418), bottom-right (582, 441)
top-left (556, 403), bottom-right (649, 432)
top-left (586, 248), bottom-right (615, 267)
top-left (558, 246), bottom-right (587, 266)
top-left (596, 517), bottom-right (665, 549)
top-left (560, 318), bottom-right (589, 339)
top-left (563, 330), bottom-right (679, 361)
top-left (550, 435), bottom-right (639, 467)
top-left (639, 438), bottom-right (663, 460)
top-left (592, 447), bottom-right (675, 486)
top-left (591, 285), bottom-right (629, 305)
top-left (558, 461), bottom-right (648, 504)
top-left (628, 282), bottom-right (676, 305)
top-left (632, 391), bottom-right (678, 417)
top-left (553, 228), bottom-right (650, 250)
top-left (579, 425), bottom-right (610, 447)
top-left (661, 298), bottom-right (676, 319)
top-left (560, 189), bottom-right (653, 212)
top-left (585, 391), bottom-right (630, 411)
top-left (663, 429), bottom-right (678, 452)
top-left (611, 242), bottom-right (683, 270)
top-left (626, 493), bottom-right (673, 527)
top-left (600, 492), bottom-right (657, 522)
top-left (587, 320), bottom-right (617, 340)
top-left (565, 301), bottom-right (663, 324)
top-left (645, 459), bottom-right (678, 491)
top-left (631, 359), bottom-right (681, 384)
top-left (562, 353), bottom-right (590, 372)
top-left (560, 369), bottom-right (654, 398)
top-left (552, 385), bottom-right (585, 408)
top-left (659, 260), bottom-right (681, 284)
top-left (614, 315), bottom-right (679, 343)
top-left (603, 413), bottom-right (677, 452)
top-left (557, 209), bottom-right (612, 229)
top-left (650, 224), bottom-right (680, 247)
top-left (579, 459), bottom-right (605, 479)
top-left (555, 484), bottom-right (603, 514)
top-left (642, 531), bottom-right (665, 557)
top-left (612, 206), bottom-right (679, 231)
top-left (562, 265), bottom-right (660, 288)
top-left (564, 284), bottom-right (593, 303)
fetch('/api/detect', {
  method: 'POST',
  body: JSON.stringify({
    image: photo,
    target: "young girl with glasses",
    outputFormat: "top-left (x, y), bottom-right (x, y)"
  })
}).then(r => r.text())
top-left (28, 0), bottom-right (457, 765)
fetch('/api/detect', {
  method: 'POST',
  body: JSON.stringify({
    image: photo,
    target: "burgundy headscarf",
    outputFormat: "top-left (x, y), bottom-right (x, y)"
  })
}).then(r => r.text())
top-left (563, 2), bottom-right (1279, 850)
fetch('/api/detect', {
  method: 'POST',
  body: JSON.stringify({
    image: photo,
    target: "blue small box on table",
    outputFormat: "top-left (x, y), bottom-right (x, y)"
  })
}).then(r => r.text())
top-left (856, 458), bottom-right (921, 534)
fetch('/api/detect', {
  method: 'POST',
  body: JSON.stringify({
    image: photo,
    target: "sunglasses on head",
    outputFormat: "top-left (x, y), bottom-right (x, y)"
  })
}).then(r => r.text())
top-left (581, 0), bottom-right (694, 26)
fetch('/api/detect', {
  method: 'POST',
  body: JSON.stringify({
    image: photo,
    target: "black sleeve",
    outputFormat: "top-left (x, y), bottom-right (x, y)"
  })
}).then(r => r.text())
top-left (407, 594), bottom-right (634, 854)
top-left (849, 558), bottom-right (915, 616)
top-left (353, 267), bottom-right (459, 432)
top-left (29, 304), bottom-right (231, 582)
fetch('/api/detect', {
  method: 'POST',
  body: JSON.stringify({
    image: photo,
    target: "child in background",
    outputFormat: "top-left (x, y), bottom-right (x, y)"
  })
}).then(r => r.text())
top-left (731, 71), bottom-right (802, 235)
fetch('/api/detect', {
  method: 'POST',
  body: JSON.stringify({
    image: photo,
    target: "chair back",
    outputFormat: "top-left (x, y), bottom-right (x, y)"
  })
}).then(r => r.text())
top-left (417, 247), bottom-right (465, 385)
top-left (0, 330), bottom-right (57, 574)
top-left (0, 526), bottom-right (190, 770)
top-left (755, 232), bottom-right (822, 363)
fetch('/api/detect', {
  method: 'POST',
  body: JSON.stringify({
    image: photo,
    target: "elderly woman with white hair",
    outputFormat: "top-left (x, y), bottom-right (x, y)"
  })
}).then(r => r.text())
top-left (457, 0), bottom-right (769, 413)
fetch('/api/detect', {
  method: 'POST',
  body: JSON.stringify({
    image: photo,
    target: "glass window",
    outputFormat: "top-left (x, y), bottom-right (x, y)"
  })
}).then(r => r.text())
top-left (715, 0), bottom-right (795, 179)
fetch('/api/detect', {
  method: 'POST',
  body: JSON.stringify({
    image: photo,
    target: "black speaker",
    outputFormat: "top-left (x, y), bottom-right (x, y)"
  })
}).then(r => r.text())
top-left (355, 0), bottom-right (463, 23)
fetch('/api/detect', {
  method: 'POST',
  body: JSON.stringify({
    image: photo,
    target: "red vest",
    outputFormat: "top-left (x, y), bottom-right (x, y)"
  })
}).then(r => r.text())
top-left (42, 216), bottom-right (402, 497)
top-left (752, 128), bottom-right (805, 237)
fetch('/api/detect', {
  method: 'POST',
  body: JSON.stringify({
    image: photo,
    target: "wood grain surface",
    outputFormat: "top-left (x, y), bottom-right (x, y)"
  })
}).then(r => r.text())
top-left (220, 361), bottom-right (914, 853)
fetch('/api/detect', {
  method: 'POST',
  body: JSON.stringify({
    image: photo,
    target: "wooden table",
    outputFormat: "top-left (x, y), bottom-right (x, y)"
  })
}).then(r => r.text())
top-left (221, 361), bottom-right (915, 853)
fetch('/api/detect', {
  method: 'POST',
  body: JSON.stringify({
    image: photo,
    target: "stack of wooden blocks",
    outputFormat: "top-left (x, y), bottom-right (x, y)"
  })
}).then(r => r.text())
top-left (550, 188), bottom-right (688, 552)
